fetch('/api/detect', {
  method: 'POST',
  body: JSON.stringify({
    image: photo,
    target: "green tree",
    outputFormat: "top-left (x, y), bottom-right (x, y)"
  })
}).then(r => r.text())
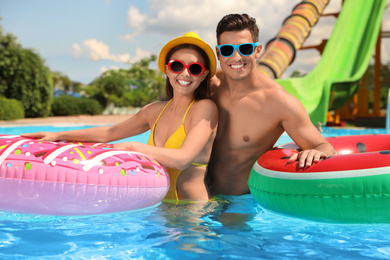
top-left (0, 25), bottom-right (53, 118)
top-left (88, 69), bottom-right (128, 107)
top-left (87, 55), bottom-right (165, 108)
top-left (126, 55), bottom-right (165, 105)
top-left (367, 62), bottom-right (390, 109)
top-left (52, 71), bottom-right (71, 92)
top-left (0, 96), bottom-right (25, 120)
top-left (72, 81), bottom-right (84, 94)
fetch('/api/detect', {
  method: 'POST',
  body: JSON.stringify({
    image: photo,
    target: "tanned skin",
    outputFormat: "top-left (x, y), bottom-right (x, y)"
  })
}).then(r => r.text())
top-left (208, 29), bottom-right (335, 195)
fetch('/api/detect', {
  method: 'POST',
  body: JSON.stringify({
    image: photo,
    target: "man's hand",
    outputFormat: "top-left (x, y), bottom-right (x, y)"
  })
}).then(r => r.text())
top-left (287, 149), bottom-right (327, 168)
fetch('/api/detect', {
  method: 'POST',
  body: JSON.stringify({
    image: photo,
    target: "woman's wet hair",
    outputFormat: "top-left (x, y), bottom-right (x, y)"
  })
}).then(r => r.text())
top-left (164, 44), bottom-right (210, 100)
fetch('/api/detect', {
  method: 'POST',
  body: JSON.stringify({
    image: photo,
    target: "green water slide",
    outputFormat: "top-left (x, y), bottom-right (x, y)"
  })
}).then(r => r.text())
top-left (275, 0), bottom-right (387, 125)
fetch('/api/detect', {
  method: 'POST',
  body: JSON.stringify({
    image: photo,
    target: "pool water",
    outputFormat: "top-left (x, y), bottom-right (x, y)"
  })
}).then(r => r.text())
top-left (0, 125), bottom-right (389, 259)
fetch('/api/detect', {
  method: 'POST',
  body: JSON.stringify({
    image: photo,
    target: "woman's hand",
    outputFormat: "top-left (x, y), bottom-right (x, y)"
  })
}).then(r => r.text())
top-left (20, 132), bottom-right (58, 141)
top-left (113, 142), bottom-right (142, 152)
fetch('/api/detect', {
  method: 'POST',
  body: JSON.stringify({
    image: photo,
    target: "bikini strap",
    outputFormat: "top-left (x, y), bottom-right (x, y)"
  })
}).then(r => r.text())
top-left (154, 100), bottom-right (172, 125)
top-left (181, 100), bottom-right (195, 124)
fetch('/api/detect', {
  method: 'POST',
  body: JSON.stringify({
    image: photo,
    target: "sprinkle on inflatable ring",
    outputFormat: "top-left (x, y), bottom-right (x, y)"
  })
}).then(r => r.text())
top-left (0, 134), bottom-right (170, 216)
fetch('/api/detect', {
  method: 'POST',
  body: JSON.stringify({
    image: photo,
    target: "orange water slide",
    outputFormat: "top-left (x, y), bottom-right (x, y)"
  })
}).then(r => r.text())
top-left (257, 0), bottom-right (329, 78)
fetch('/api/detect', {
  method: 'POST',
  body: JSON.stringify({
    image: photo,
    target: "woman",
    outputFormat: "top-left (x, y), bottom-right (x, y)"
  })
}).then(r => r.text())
top-left (22, 32), bottom-right (218, 202)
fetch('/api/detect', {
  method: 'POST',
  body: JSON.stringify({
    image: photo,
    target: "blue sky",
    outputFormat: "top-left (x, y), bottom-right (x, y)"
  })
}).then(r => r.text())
top-left (1, 0), bottom-right (389, 84)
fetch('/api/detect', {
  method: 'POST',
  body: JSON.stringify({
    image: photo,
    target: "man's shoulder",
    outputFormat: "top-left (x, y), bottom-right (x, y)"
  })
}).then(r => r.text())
top-left (210, 69), bottom-right (289, 100)
top-left (256, 73), bottom-right (283, 88)
top-left (252, 73), bottom-right (287, 96)
top-left (210, 69), bottom-right (224, 91)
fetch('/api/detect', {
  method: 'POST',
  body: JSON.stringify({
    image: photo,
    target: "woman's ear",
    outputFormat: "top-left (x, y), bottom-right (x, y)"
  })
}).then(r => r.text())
top-left (215, 46), bottom-right (222, 61)
top-left (202, 70), bottom-right (210, 80)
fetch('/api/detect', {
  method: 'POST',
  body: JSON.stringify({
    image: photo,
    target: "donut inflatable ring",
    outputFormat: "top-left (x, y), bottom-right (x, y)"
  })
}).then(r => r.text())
top-left (0, 134), bottom-right (169, 215)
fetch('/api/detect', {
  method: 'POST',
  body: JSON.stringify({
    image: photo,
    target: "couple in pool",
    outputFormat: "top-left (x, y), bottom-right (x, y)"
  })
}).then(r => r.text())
top-left (22, 14), bottom-right (334, 202)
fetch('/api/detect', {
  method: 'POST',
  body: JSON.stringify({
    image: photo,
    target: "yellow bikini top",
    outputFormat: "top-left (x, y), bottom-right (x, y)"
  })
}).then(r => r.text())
top-left (147, 99), bottom-right (193, 149)
top-left (147, 99), bottom-right (207, 201)
top-left (148, 100), bottom-right (207, 167)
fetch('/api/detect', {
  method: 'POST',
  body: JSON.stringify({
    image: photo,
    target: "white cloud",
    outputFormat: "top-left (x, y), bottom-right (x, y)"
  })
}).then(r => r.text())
top-left (72, 39), bottom-right (131, 63)
top-left (129, 48), bottom-right (151, 63)
top-left (121, 0), bottom-right (338, 71)
top-left (100, 65), bottom-right (120, 74)
top-left (120, 5), bottom-right (147, 42)
top-left (127, 5), bottom-right (147, 29)
top-left (71, 43), bottom-right (82, 58)
top-left (120, 33), bottom-right (136, 42)
top-left (121, 0), bottom-right (338, 47)
top-left (120, 0), bottom-right (362, 79)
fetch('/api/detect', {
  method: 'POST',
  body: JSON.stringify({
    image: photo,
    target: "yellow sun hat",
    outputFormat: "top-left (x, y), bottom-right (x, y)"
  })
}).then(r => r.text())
top-left (158, 32), bottom-right (216, 77)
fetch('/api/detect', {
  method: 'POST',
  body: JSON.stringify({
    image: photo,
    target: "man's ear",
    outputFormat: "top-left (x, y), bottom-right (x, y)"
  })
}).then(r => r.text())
top-left (255, 43), bottom-right (263, 59)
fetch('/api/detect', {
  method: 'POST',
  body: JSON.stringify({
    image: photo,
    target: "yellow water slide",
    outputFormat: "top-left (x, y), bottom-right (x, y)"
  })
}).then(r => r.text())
top-left (257, 0), bottom-right (329, 78)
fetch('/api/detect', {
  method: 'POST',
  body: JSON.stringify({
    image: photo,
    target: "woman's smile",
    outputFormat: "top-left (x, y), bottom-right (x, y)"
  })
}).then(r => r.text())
top-left (177, 79), bottom-right (192, 86)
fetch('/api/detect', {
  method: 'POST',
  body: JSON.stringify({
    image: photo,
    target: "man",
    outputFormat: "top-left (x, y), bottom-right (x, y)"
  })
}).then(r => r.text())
top-left (208, 14), bottom-right (335, 195)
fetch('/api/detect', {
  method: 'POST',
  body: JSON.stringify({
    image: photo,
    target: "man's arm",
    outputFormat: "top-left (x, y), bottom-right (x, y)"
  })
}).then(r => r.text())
top-left (280, 92), bottom-right (335, 168)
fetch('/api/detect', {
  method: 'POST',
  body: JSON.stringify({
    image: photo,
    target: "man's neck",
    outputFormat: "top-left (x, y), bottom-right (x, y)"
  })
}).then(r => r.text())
top-left (224, 69), bottom-right (259, 96)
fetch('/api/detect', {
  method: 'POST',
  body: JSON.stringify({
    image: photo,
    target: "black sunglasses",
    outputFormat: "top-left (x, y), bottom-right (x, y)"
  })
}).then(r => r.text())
top-left (217, 42), bottom-right (260, 57)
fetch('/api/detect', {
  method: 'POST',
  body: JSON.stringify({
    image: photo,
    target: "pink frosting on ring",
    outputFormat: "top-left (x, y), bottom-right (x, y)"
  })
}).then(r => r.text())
top-left (0, 134), bottom-right (170, 215)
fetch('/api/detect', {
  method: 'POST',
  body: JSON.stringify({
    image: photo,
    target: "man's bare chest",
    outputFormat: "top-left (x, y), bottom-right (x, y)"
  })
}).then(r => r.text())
top-left (216, 101), bottom-right (279, 147)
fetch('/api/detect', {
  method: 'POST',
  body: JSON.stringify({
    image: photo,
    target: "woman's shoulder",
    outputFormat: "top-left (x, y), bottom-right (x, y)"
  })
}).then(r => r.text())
top-left (137, 100), bottom-right (170, 120)
top-left (142, 100), bottom-right (169, 112)
top-left (191, 99), bottom-right (218, 121)
top-left (194, 99), bottom-right (217, 111)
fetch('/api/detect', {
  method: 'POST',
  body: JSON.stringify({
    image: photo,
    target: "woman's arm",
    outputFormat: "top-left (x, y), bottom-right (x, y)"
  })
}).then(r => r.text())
top-left (21, 102), bottom-right (158, 143)
top-left (113, 100), bottom-right (218, 169)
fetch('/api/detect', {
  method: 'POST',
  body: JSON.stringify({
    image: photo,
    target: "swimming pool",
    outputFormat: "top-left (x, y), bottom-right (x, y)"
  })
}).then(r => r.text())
top-left (0, 125), bottom-right (389, 259)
